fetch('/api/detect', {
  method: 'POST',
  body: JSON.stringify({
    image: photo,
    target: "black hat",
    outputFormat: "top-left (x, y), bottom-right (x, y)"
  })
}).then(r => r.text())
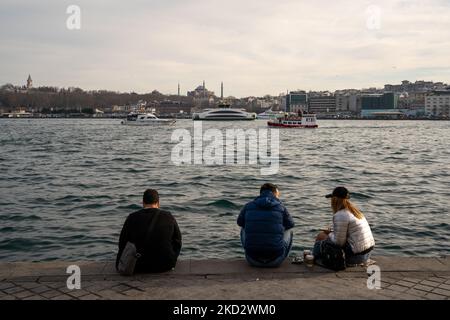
top-left (325, 187), bottom-right (350, 199)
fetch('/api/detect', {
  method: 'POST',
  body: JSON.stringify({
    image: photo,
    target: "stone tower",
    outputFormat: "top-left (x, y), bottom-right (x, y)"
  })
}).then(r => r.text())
top-left (26, 75), bottom-right (33, 89)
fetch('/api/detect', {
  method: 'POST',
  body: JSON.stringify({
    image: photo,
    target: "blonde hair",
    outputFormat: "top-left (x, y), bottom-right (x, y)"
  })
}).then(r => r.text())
top-left (331, 197), bottom-right (364, 219)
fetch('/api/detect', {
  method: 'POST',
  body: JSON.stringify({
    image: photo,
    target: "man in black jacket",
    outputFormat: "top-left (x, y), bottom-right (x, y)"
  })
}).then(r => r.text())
top-left (116, 189), bottom-right (182, 273)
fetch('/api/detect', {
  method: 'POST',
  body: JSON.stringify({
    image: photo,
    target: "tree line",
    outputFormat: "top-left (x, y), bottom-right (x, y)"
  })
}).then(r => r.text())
top-left (0, 84), bottom-right (193, 112)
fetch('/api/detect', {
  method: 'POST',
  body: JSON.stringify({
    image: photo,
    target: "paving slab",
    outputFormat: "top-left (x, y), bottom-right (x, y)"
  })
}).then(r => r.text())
top-left (0, 256), bottom-right (449, 300)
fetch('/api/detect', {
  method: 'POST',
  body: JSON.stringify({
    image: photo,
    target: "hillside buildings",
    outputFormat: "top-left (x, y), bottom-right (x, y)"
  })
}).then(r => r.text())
top-left (425, 90), bottom-right (450, 117)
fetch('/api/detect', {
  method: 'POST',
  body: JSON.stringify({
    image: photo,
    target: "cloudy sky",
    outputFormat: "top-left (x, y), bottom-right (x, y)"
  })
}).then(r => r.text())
top-left (1, 0), bottom-right (449, 97)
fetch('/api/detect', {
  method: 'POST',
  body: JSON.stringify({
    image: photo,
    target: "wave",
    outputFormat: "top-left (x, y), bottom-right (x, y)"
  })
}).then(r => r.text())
top-left (77, 203), bottom-right (105, 209)
top-left (0, 238), bottom-right (53, 250)
top-left (1, 119), bottom-right (450, 261)
top-left (55, 195), bottom-right (84, 202)
top-left (351, 192), bottom-right (372, 199)
top-left (112, 157), bottom-right (136, 162)
top-left (116, 204), bottom-right (141, 211)
top-left (218, 212), bottom-right (235, 217)
top-left (0, 214), bottom-right (42, 222)
top-left (207, 199), bottom-right (241, 209)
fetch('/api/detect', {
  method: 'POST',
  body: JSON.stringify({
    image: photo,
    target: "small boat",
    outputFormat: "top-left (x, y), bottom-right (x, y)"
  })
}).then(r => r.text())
top-left (192, 102), bottom-right (256, 121)
top-left (121, 112), bottom-right (176, 126)
top-left (267, 114), bottom-right (318, 128)
top-left (257, 108), bottom-right (284, 120)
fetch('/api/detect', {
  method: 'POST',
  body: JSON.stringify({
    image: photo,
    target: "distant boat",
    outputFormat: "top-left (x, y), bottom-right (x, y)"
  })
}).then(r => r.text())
top-left (1, 111), bottom-right (33, 118)
top-left (257, 108), bottom-right (284, 120)
top-left (268, 114), bottom-right (318, 128)
top-left (121, 112), bottom-right (176, 126)
top-left (192, 102), bottom-right (256, 121)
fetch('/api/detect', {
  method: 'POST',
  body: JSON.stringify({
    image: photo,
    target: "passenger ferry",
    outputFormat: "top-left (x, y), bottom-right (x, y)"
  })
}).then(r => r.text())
top-left (192, 103), bottom-right (256, 121)
top-left (267, 114), bottom-right (318, 128)
top-left (121, 112), bottom-right (176, 126)
top-left (257, 108), bottom-right (284, 120)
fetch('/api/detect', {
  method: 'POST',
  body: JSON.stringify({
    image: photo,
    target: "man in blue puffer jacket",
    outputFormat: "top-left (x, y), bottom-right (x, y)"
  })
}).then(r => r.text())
top-left (237, 183), bottom-right (295, 267)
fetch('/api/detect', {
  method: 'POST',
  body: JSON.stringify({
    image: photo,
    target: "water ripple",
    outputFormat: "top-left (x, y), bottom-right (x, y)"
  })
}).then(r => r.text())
top-left (0, 119), bottom-right (449, 261)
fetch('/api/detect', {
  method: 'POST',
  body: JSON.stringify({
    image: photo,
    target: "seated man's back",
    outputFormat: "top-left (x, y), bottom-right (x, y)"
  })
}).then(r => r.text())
top-left (237, 183), bottom-right (295, 267)
top-left (116, 189), bottom-right (182, 273)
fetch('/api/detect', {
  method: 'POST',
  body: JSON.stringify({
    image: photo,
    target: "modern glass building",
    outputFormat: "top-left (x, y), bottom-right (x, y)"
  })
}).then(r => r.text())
top-left (286, 91), bottom-right (308, 112)
top-left (361, 92), bottom-right (398, 110)
top-left (361, 92), bottom-right (399, 117)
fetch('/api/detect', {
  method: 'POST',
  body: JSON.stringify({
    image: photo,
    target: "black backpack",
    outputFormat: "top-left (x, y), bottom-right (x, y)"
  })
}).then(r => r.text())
top-left (319, 240), bottom-right (346, 271)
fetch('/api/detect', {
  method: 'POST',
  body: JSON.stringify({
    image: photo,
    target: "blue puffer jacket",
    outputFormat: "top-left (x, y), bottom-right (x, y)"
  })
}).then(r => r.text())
top-left (237, 190), bottom-right (295, 259)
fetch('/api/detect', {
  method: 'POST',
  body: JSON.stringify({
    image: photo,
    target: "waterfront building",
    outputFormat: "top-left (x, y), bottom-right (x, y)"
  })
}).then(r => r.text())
top-left (308, 94), bottom-right (336, 115)
top-left (285, 91), bottom-right (308, 113)
top-left (360, 92), bottom-right (399, 118)
top-left (397, 91), bottom-right (426, 117)
top-left (152, 101), bottom-right (193, 116)
top-left (425, 90), bottom-right (450, 117)
top-left (335, 93), bottom-right (361, 115)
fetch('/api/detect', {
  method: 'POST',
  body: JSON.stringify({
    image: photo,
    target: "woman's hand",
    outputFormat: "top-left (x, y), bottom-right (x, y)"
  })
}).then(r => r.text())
top-left (316, 231), bottom-right (329, 241)
top-left (320, 227), bottom-right (332, 235)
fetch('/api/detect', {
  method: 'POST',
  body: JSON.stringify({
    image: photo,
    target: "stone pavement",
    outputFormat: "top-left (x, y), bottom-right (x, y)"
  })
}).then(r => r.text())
top-left (0, 256), bottom-right (449, 300)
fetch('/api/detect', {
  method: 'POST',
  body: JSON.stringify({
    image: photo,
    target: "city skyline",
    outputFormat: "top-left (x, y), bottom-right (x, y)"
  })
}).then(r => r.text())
top-left (1, 0), bottom-right (450, 97)
top-left (4, 76), bottom-right (447, 98)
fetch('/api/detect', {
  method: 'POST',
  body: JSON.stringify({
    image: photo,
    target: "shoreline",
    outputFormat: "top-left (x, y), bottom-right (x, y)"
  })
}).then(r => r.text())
top-left (1, 117), bottom-right (449, 121)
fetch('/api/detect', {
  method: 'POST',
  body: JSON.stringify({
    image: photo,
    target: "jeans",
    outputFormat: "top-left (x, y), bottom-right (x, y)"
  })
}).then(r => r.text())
top-left (312, 239), bottom-right (371, 266)
top-left (240, 228), bottom-right (293, 268)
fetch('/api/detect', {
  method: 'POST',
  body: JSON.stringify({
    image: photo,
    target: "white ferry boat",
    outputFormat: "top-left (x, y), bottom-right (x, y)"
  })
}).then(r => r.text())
top-left (121, 112), bottom-right (176, 126)
top-left (257, 108), bottom-right (284, 120)
top-left (267, 114), bottom-right (318, 128)
top-left (192, 103), bottom-right (256, 121)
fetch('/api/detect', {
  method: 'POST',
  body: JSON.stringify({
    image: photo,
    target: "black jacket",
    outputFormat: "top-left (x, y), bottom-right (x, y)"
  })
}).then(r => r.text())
top-left (116, 208), bottom-right (182, 273)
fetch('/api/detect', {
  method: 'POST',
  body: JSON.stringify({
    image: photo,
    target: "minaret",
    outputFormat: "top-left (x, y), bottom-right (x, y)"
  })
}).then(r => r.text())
top-left (203, 80), bottom-right (206, 98)
top-left (26, 75), bottom-right (33, 89)
top-left (221, 82), bottom-right (224, 100)
top-left (177, 82), bottom-right (180, 97)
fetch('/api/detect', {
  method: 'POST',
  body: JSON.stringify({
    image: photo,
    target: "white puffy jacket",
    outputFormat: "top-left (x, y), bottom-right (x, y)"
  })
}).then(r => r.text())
top-left (328, 209), bottom-right (375, 254)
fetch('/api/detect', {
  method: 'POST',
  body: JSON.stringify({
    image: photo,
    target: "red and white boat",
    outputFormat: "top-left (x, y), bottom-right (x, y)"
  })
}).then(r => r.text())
top-left (268, 114), bottom-right (318, 128)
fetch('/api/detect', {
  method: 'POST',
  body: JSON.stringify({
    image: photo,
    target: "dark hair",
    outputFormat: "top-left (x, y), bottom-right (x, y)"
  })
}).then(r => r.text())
top-left (260, 183), bottom-right (278, 194)
top-left (143, 189), bottom-right (159, 205)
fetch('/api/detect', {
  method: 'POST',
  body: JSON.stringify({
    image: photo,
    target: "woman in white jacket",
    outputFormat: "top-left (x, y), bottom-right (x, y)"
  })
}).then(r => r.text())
top-left (313, 187), bottom-right (375, 266)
